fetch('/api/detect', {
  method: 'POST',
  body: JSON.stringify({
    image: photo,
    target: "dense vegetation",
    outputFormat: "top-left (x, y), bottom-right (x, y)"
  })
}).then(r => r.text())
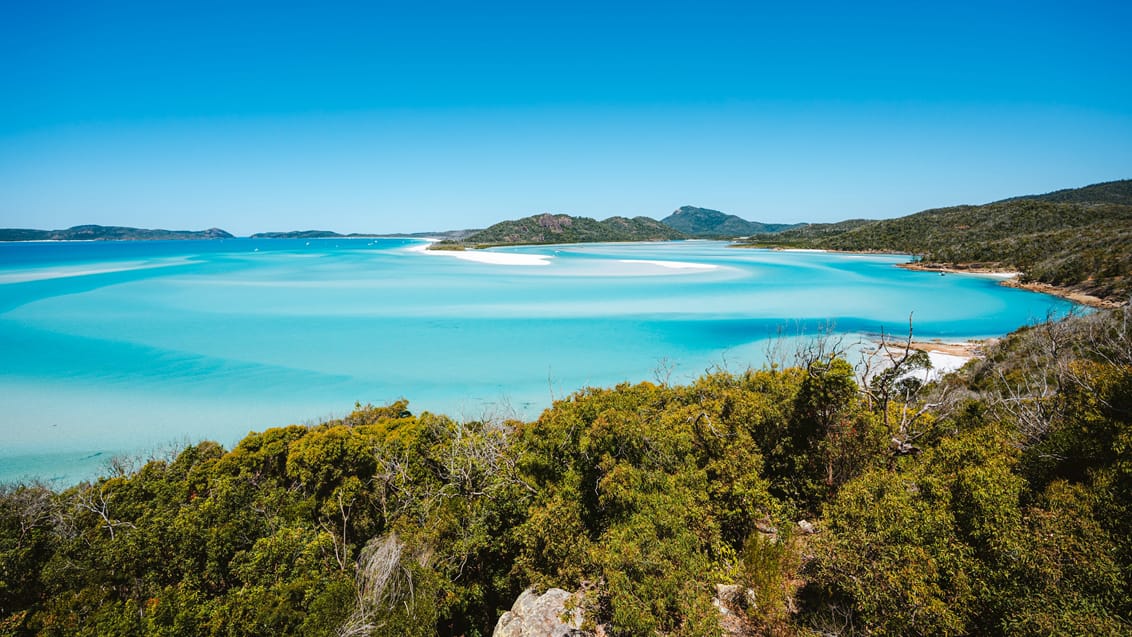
top-left (660, 206), bottom-right (802, 237)
top-left (432, 206), bottom-right (800, 248)
top-left (742, 180), bottom-right (1132, 302)
top-left (999, 179), bottom-right (1132, 206)
top-left (0, 225), bottom-right (234, 242)
top-left (434, 213), bottom-right (687, 248)
top-left (3, 305), bottom-right (1130, 636)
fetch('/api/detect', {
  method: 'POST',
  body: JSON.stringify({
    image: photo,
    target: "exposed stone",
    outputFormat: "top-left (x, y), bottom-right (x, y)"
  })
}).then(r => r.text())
top-left (495, 584), bottom-right (769, 636)
top-left (797, 519), bottom-right (817, 534)
top-left (492, 588), bottom-right (591, 637)
top-left (754, 517), bottom-right (778, 535)
top-left (713, 584), bottom-right (761, 636)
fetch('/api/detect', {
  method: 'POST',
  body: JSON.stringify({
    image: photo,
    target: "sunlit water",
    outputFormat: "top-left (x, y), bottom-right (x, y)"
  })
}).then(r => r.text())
top-left (0, 238), bottom-right (1075, 484)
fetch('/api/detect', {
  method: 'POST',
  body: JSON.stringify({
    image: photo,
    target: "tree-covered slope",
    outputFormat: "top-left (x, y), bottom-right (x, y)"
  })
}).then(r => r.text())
top-left (743, 180), bottom-right (1132, 302)
top-left (449, 213), bottom-right (687, 246)
top-left (0, 225), bottom-right (234, 241)
top-left (660, 205), bottom-right (802, 237)
top-left (999, 178), bottom-right (1132, 206)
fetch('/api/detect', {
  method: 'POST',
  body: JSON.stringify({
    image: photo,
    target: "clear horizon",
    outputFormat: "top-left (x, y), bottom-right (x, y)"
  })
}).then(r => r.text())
top-left (2, 1), bottom-right (1130, 236)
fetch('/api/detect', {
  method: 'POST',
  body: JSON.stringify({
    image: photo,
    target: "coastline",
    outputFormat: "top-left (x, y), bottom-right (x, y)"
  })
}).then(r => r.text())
top-left (864, 338), bottom-right (984, 382)
top-left (907, 340), bottom-right (985, 358)
top-left (897, 261), bottom-right (1122, 309)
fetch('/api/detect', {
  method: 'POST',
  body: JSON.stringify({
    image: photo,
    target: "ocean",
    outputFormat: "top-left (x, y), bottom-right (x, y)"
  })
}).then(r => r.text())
top-left (0, 238), bottom-right (1076, 485)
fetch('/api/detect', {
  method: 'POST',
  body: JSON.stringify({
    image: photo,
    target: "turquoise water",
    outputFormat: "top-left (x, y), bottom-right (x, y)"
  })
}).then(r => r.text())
top-left (0, 238), bottom-right (1075, 485)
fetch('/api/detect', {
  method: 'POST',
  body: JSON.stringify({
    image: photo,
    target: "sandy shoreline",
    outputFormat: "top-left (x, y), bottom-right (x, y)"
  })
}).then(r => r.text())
top-left (907, 340), bottom-right (985, 358)
top-left (997, 279), bottom-right (1124, 309)
top-left (898, 262), bottom-right (1122, 309)
top-left (866, 338), bottom-right (986, 381)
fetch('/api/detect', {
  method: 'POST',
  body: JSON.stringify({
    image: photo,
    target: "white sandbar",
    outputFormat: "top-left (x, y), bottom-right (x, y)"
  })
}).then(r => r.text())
top-left (0, 259), bottom-right (189, 284)
top-left (445, 251), bottom-right (553, 266)
top-left (617, 259), bottom-right (718, 270)
top-left (406, 240), bottom-right (552, 266)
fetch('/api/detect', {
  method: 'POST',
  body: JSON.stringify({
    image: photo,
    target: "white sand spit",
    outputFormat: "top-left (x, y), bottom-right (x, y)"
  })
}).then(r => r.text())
top-left (617, 259), bottom-right (718, 270)
top-left (406, 241), bottom-right (552, 266)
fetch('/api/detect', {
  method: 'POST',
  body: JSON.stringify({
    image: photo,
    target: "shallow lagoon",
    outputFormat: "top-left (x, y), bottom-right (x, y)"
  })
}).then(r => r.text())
top-left (0, 238), bottom-right (1075, 484)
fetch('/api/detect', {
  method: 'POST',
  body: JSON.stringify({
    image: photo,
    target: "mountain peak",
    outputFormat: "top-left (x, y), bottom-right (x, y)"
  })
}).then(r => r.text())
top-left (660, 206), bottom-right (801, 237)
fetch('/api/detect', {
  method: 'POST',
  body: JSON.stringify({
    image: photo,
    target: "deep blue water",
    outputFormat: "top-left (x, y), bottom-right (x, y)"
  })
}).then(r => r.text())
top-left (0, 238), bottom-right (1076, 484)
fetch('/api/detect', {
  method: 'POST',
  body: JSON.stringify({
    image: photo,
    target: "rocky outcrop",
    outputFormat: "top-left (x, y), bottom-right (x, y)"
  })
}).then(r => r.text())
top-left (493, 585), bottom-right (769, 637)
top-left (492, 588), bottom-right (591, 637)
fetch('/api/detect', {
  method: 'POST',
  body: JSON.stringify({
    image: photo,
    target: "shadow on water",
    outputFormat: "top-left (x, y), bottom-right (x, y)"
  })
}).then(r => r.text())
top-left (0, 263), bottom-right (202, 314)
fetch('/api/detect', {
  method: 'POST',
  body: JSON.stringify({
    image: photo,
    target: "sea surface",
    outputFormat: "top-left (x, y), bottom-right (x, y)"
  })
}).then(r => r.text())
top-left (0, 238), bottom-right (1076, 485)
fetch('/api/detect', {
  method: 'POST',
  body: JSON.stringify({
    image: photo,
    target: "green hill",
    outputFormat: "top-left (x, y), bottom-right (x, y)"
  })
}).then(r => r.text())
top-left (999, 178), bottom-right (1132, 206)
top-left (743, 180), bottom-right (1132, 303)
top-left (0, 225), bottom-right (234, 241)
top-left (443, 213), bottom-right (687, 247)
top-left (660, 205), bottom-right (802, 237)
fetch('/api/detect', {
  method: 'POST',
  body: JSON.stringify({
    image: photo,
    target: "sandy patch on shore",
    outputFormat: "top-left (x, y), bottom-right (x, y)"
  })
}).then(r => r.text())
top-left (999, 279), bottom-right (1123, 309)
top-left (865, 339), bottom-right (985, 383)
top-left (923, 351), bottom-right (971, 376)
top-left (907, 340), bottom-right (984, 357)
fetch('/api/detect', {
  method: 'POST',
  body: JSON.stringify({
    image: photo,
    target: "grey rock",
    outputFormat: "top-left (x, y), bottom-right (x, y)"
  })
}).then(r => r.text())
top-left (493, 588), bottom-right (591, 637)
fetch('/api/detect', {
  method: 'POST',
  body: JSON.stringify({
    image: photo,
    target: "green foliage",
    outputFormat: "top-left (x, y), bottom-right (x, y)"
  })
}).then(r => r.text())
top-left (738, 529), bottom-right (801, 630)
top-left (805, 308), bottom-right (1132, 635)
top-left (742, 179), bottom-right (1132, 301)
top-left (510, 370), bottom-right (867, 634)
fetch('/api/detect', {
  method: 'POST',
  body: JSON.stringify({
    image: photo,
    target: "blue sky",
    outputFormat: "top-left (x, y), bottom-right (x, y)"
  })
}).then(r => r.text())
top-left (2, 1), bottom-right (1130, 235)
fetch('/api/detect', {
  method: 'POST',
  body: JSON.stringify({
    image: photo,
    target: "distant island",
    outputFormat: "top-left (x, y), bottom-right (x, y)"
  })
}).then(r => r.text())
top-left (249, 230), bottom-right (351, 239)
top-left (740, 179), bottom-right (1132, 305)
top-left (248, 229), bottom-right (480, 240)
top-left (0, 225), bottom-right (481, 243)
top-left (432, 206), bottom-right (797, 248)
top-left (0, 224), bottom-right (234, 242)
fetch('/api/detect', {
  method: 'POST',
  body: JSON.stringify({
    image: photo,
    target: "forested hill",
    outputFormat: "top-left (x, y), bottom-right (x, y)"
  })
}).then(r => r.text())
top-left (997, 178), bottom-right (1132, 205)
top-left (439, 213), bottom-right (687, 246)
top-left (0, 225), bottom-right (234, 242)
top-left (742, 179), bottom-right (1132, 303)
top-left (660, 205), bottom-right (803, 236)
